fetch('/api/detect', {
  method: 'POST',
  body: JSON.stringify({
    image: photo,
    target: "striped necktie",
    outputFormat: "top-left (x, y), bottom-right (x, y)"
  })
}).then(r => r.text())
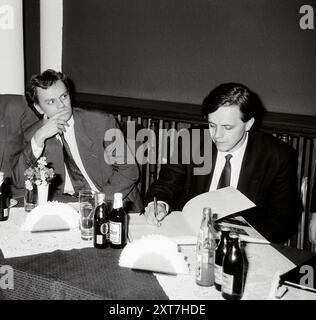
top-left (60, 134), bottom-right (90, 194)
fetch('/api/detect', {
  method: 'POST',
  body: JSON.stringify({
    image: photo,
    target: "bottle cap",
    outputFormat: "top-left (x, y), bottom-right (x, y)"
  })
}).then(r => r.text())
top-left (114, 192), bottom-right (123, 200)
top-left (203, 207), bottom-right (212, 220)
top-left (113, 192), bottom-right (123, 209)
top-left (96, 192), bottom-right (105, 205)
top-left (202, 207), bottom-right (212, 214)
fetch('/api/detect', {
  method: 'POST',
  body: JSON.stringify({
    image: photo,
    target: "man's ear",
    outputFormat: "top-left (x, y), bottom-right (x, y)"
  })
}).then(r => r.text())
top-left (245, 117), bottom-right (255, 131)
top-left (34, 103), bottom-right (44, 115)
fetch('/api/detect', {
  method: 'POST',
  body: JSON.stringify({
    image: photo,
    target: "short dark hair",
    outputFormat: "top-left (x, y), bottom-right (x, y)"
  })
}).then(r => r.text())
top-left (27, 69), bottom-right (70, 105)
top-left (202, 82), bottom-right (265, 124)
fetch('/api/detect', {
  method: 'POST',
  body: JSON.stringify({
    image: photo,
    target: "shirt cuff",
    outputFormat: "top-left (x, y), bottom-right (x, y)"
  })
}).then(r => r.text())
top-left (147, 201), bottom-right (170, 213)
top-left (31, 137), bottom-right (44, 159)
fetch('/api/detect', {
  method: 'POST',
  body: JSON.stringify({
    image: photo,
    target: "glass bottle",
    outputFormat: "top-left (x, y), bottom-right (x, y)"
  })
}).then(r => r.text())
top-left (222, 232), bottom-right (245, 300)
top-left (0, 172), bottom-right (8, 221)
top-left (214, 226), bottom-right (231, 291)
top-left (109, 193), bottom-right (127, 249)
top-left (195, 207), bottom-right (216, 287)
top-left (93, 192), bottom-right (110, 249)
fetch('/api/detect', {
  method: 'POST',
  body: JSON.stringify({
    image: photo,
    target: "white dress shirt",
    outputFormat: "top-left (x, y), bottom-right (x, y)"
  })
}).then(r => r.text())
top-left (209, 133), bottom-right (249, 191)
top-left (31, 116), bottom-right (99, 194)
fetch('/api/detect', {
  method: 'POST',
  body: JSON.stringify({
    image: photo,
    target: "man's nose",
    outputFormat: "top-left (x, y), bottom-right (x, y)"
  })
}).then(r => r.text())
top-left (214, 126), bottom-right (223, 139)
top-left (57, 98), bottom-right (66, 108)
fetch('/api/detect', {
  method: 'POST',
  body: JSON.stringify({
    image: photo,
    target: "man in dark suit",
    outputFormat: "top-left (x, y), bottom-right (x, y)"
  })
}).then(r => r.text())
top-left (12, 69), bottom-right (142, 212)
top-left (145, 83), bottom-right (301, 243)
top-left (0, 94), bottom-right (38, 195)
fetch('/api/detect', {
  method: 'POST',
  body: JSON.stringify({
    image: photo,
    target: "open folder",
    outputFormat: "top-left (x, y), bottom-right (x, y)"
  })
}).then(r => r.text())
top-left (128, 186), bottom-right (268, 245)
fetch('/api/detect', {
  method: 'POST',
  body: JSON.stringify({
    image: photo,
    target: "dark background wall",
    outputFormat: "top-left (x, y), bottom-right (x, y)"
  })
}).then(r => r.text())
top-left (61, 0), bottom-right (315, 116)
top-left (23, 0), bottom-right (40, 90)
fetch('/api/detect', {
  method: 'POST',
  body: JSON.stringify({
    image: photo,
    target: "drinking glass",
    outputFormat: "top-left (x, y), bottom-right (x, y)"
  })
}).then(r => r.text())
top-left (79, 190), bottom-right (96, 240)
top-left (24, 183), bottom-right (37, 212)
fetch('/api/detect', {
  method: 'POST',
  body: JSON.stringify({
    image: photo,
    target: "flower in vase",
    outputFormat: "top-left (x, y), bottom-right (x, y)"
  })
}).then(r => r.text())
top-left (24, 157), bottom-right (55, 187)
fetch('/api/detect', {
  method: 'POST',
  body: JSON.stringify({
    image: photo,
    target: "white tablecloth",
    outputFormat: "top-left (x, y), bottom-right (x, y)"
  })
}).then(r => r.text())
top-left (1, 207), bottom-right (315, 300)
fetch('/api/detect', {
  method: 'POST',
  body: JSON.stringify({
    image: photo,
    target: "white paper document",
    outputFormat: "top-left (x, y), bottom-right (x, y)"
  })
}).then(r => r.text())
top-left (128, 187), bottom-right (268, 245)
top-left (182, 186), bottom-right (255, 231)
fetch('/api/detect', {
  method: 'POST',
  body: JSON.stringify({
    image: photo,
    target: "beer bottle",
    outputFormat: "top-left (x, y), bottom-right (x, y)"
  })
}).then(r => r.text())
top-left (0, 172), bottom-right (8, 222)
top-left (214, 226), bottom-right (231, 291)
top-left (195, 207), bottom-right (216, 286)
top-left (93, 192), bottom-right (110, 249)
top-left (109, 192), bottom-right (127, 249)
top-left (222, 232), bottom-right (245, 300)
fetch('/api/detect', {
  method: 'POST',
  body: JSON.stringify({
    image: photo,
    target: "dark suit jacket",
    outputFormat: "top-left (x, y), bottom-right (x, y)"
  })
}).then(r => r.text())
top-left (12, 108), bottom-right (143, 212)
top-left (0, 95), bottom-right (38, 194)
top-left (145, 128), bottom-right (301, 244)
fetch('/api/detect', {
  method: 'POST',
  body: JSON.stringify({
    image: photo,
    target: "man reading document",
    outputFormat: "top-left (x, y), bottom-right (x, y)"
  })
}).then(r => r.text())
top-left (145, 83), bottom-right (301, 243)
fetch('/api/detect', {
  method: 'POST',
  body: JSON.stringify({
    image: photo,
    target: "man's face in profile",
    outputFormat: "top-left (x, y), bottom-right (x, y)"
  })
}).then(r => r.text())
top-left (207, 105), bottom-right (254, 153)
top-left (35, 80), bottom-right (72, 122)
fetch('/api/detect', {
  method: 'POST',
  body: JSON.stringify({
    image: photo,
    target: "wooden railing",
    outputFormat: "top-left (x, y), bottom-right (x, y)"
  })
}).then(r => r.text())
top-left (74, 93), bottom-right (316, 252)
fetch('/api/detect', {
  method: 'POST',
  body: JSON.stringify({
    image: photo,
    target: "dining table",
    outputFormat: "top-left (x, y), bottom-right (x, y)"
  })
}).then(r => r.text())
top-left (0, 194), bottom-right (316, 301)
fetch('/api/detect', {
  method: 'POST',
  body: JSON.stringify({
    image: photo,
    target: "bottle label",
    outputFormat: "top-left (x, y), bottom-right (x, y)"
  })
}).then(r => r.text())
top-left (214, 264), bottom-right (222, 285)
top-left (110, 221), bottom-right (122, 244)
top-left (100, 222), bottom-right (108, 235)
top-left (101, 222), bottom-right (109, 241)
top-left (196, 252), bottom-right (203, 282)
top-left (0, 208), bottom-right (8, 219)
top-left (96, 235), bottom-right (103, 245)
top-left (96, 222), bottom-right (109, 244)
top-left (196, 250), bottom-right (214, 285)
top-left (222, 272), bottom-right (234, 294)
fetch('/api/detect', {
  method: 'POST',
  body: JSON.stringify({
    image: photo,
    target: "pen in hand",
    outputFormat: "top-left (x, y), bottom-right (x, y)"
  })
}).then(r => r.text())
top-left (153, 196), bottom-right (161, 227)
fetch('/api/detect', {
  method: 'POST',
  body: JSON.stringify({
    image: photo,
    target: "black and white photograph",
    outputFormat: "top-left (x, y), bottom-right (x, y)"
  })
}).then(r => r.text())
top-left (0, 0), bottom-right (316, 312)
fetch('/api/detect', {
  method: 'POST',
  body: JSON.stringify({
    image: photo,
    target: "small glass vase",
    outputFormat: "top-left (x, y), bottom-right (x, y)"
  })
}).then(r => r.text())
top-left (24, 183), bottom-right (37, 212)
top-left (37, 184), bottom-right (49, 205)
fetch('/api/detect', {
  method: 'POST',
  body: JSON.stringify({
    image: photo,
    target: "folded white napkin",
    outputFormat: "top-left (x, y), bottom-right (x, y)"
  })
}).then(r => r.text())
top-left (21, 201), bottom-right (79, 232)
top-left (119, 235), bottom-right (190, 274)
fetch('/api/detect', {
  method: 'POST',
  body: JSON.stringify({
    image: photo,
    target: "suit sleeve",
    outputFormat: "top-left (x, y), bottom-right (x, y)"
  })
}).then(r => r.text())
top-left (102, 115), bottom-right (141, 201)
top-left (11, 120), bottom-right (42, 190)
top-left (11, 140), bottom-right (39, 189)
top-left (144, 162), bottom-right (188, 209)
top-left (7, 99), bottom-right (39, 189)
top-left (242, 148), bottom-right (301, 244)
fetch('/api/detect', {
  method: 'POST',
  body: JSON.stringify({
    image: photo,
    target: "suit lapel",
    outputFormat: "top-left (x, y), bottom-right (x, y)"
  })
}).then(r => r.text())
top-left (73, 111), bottom-right (101, 189)
top-left (237, 131), bottom-right (261, 201)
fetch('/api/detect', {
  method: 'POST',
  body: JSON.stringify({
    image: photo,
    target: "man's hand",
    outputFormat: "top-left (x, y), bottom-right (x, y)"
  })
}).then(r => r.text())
top-left (33, 110), bottom-right (70, 147)
top-left (144, 202), bottom-right (168, 226)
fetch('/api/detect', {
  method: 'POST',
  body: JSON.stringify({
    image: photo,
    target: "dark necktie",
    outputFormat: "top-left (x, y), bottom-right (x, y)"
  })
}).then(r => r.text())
top-left (60, 134), bottom-right (90, 194)
top-left (217, 154), bottom-right (233, 189)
